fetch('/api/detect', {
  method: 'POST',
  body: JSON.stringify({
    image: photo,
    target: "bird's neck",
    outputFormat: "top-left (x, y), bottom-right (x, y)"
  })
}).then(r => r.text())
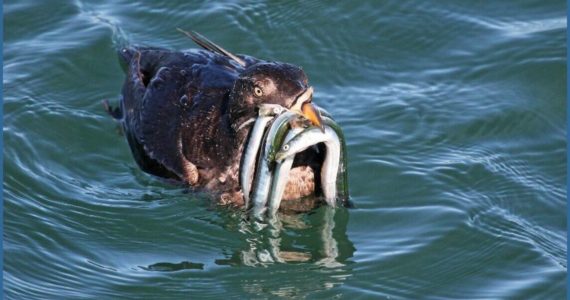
top-left (223, 98), bottom-right (257, 183)
top-left (228, 96), bottom-right (257, 134)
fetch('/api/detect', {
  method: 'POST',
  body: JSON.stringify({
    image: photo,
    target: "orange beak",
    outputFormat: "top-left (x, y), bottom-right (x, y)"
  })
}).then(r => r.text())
top-left (301, 102), bottom-right (325, 133)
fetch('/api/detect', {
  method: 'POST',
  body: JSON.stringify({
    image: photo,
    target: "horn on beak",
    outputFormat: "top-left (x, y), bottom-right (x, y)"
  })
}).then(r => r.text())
top-left (291, 87), bottom-right (325, 132)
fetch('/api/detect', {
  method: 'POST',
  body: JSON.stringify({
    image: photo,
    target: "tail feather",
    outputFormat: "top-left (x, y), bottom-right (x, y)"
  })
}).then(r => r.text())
top-left (103, 100), bottom-right (123, 119)
top-left (177, 28), bottom-right (246, 67)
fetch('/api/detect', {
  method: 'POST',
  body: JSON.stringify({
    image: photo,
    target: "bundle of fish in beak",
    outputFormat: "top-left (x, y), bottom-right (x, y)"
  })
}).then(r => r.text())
top-left (106, 30), bottom-right (350, 218)
top-left (242, 104), bottom-right (349, 219)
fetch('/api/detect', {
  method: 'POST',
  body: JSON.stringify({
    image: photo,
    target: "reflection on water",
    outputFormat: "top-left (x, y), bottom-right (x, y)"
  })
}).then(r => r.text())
top-left (140, 207), bottom-right (355, 268)
top-left (145, 261), bottom-right (205, 271)
top-left (230, 207), bottom-right (355, 296)
top-left (141, 206), bottom-right (355, 296)
top-left (231, 207), bottom-right (354, 268)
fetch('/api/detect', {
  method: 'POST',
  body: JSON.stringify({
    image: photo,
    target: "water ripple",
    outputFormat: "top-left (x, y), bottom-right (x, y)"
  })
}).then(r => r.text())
top-left (3, 0), bottom-right (566, 298)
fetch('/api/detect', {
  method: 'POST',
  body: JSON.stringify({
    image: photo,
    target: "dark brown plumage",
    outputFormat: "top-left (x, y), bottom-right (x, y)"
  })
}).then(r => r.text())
top-left (107, 32), bottom-right (326, 209)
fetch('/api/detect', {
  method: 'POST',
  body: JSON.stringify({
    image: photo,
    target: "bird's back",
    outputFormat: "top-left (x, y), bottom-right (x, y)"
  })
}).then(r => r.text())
top-left (117, 46), bottom-right (255, 183)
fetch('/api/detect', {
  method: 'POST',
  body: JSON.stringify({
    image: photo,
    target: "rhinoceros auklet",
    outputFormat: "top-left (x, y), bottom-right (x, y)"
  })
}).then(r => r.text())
top-left (106, 30), bottom-right (331, 209)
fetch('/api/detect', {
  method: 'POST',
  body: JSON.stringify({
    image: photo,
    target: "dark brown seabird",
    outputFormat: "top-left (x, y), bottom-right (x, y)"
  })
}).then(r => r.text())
top-left (106, 31), bottom-right (327, 211)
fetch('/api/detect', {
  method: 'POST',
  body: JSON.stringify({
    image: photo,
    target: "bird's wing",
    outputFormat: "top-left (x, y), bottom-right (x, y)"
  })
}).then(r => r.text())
top-left (138, 65), bottom-right (189, 179)
top-left (119, 46), bottom-right (243, 181)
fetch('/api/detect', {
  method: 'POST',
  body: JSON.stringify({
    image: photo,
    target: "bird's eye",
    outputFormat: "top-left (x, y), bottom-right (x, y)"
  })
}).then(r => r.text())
top-left (254, 86), bottom-right (263, 97)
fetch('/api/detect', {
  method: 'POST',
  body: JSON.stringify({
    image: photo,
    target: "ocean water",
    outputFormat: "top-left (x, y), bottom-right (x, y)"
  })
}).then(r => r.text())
top-left (3, 0), bottom-right (567, 298)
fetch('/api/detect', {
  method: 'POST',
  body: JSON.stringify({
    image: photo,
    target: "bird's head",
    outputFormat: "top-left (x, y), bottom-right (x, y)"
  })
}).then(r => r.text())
top-left (230, 62), bottom-right (324, 131)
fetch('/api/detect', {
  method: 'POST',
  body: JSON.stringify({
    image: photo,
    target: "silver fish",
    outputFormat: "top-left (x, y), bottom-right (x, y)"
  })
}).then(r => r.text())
top-left (251, 111), bottom-right (297, 217)
top-left (315, 105), bottom-right (333, 120)
top-left (241, 104), bottom-right (286, 207)
top-left (320, 116), bottom-right (350, 202)
top-left (267, 127), bottom-right (303, 217)
top-left (274, 126), bottom-right (341, 206)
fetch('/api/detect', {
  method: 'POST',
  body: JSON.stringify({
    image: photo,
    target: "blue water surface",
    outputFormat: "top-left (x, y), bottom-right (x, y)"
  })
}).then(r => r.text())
top-left (3, 0), bottom-right (567, 298)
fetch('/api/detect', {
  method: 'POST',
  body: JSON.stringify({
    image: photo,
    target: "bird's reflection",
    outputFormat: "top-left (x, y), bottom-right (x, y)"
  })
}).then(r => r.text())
top-left (215, 206), bottom-right (355, 268)
top-left (144, 205), bottom-right (355, 296)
